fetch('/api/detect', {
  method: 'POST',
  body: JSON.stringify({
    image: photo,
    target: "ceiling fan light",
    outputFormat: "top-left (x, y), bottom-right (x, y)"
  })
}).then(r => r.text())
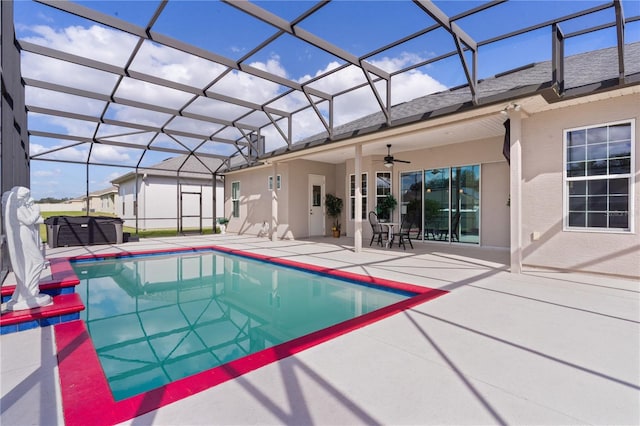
top-left (384, 161), bottom-right (393, 168)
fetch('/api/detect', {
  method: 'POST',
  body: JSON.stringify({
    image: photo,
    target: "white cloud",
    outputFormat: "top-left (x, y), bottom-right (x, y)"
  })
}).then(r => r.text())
top-left (21, 21), bottom-right (446, 156)
top-left (25, 86), bottom-right (106, 116)
top-left (30, 142), bottom-right (88, 162)
top-left (33, 168), bottom-right (62, 177)
top-left (90, 145), bottom-right (131, 163)
top-left (249, 55), bottom-right (288, 79)
top-left (22, 24), bottom-right (137, 65)
top-left (130, 41), bottom-right (227, 88)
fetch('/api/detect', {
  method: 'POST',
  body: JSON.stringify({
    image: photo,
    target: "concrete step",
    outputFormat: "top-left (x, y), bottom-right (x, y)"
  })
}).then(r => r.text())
top-left (0, 293), bottom-right (85, 335)
top-left (1, 258), bottom-right (80, 302)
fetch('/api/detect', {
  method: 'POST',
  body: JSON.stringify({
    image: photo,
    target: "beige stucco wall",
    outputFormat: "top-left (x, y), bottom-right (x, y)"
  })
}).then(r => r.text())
top-left (288, 160), bottom-right (341, 238)
top-left (221, 92), bottom-right (638, 277)
top-left (118, 176), bottom-right (220, 231)
top-left (344, 137), bottom-right (510, 248)
top-left (520, 94), bottom-right (639, 278)
top-left (225, 160), bottom-right (343, 239)
top-left (225, 165), bottom-right (289, 237)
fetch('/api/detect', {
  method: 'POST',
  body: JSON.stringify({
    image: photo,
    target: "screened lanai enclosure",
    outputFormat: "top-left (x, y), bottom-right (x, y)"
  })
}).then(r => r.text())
top-left (1, 0), bottom-right (638, 243)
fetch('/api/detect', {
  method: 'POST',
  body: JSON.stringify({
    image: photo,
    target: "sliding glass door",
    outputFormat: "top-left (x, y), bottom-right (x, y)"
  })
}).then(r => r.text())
top-left (424, 168), bottom-right (449, 240)
top-left (400, 165), bottom-right (480, 244)
top-left (400, 171), bottom-right (422, 229)
top-left (451, 166), bottom-right (480, 244)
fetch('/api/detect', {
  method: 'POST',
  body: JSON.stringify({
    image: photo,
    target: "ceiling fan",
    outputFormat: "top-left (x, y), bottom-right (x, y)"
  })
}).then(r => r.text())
top-left (383, 144), bottom-right (411, 168)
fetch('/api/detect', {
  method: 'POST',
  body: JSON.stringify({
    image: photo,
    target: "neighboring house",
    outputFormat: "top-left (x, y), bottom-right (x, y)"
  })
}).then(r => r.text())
top-left (111, 156), bottom-right (224, 231)
top-left (38, 187), bottom-right (117, 213)
top-left (87, 186), bottom-right (118, 214)
top-left (223, 43), bottom-right (640, 278)
top-left (37, 200), bottom-right (85, 213)
top-left (65, 197), bottom-right (88, 211)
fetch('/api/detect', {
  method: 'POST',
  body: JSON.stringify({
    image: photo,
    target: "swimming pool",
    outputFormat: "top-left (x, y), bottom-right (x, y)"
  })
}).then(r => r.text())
top-left (56, 246), bottom-right (447, 425)
top-left (72, 249), bottom-right (411, 400)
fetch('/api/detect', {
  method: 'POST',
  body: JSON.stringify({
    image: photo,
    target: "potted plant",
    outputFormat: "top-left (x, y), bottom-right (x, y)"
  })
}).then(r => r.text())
top-left (325, 193), bottom-right (343, 237)
top-left (376, 194), bottom-right (397, 221)
top-left (217, 217), bottom-right (229, 234)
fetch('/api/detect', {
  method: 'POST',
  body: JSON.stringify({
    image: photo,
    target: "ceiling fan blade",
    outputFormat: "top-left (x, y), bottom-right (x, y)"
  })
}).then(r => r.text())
top-left (394, 159), bottom-right (411, 164)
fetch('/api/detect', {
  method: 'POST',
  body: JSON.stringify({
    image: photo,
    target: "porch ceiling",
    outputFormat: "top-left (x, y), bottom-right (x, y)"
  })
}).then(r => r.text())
top-left (13, 0), bottom-right (640, 176)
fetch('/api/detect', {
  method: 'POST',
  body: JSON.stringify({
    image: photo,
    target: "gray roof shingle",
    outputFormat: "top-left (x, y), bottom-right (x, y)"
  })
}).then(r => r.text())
top-left (264, 42), bottom-right (639, 157)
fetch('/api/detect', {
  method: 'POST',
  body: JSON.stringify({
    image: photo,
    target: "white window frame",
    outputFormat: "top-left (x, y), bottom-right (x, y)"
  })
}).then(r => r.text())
top-left (231, 181), bottom-right (240, 218)
top-left (563, 119), bottom-right (634, 233)
top-left (349, 172), bottom-right (368, 220)
top-left (268, 175), bottom-right (281, 191)
top-left (375, 171), bottom-right (392, 220)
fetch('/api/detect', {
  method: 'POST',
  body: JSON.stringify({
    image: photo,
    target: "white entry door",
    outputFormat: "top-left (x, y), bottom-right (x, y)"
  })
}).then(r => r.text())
top-left (308, 174), bottom-right (325, 236)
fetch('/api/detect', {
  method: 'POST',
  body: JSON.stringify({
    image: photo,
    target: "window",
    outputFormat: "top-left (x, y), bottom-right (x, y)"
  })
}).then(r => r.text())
top-left (269, 175), bottom-right (281, 190)
top-left (565, 120), bottom-right (633, 231)
top-left (375, 171), bottom-right (392, 221)
top-left (349, 173), bottom-right (367, 220)
top-left (312, 185), bottom-right (321, 206)
top-left (231, 181), bottom-right (240, 218)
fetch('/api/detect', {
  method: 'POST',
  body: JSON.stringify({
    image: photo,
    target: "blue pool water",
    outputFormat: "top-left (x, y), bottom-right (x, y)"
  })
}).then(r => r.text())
top-left (72, 250), bottom-right (412, 400)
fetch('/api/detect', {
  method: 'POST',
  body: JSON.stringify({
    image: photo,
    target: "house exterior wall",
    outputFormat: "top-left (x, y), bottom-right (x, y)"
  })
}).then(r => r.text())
top-left (86, 193), bottom-right (116, 214)
top-left (344, 137), bottom-right (510, 248)
top-left (520, 94), bottom-right (639, 277)
top-left (225, 160), bottom-right (342, 239)
top-left (37, 202), bottom-right (85, 212)
top-left (225, 166), bottom-right (276, 236)
top-left (288, 160), bottom-right (339, 238)
top-left (116, 174), bottom-right (223, 231)
top-left (142, 176), bottom-right (218, 230)
top-left (221, 93), bottom-right (638, 277)
top-left (118, 179), bottom-right (139, 228)
top-left (99, 193), bottom-right (117, 214)
top-left (139, 177), bottom-right (179, 230)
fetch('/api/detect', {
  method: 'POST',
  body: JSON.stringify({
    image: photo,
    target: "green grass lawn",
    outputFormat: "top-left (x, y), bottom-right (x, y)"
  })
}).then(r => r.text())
top-left (39, 211), bottom-right (217, 243)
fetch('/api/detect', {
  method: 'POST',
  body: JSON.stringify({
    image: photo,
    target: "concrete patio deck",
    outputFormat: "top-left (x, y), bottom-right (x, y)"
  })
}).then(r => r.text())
top-left (1, 234), bottom-right (638, 425)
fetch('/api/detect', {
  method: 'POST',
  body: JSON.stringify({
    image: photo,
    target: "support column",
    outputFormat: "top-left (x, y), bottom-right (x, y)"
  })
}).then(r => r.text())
top-left (508, 107), bottom-right (523, 273)
top-left (271, 162), bottom-right (278, 242)
top-left (354, 144), bottom-right (362, 252)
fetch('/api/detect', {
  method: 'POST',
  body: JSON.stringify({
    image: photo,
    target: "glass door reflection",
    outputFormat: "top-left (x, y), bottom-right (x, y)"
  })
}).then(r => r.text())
top-left (424, 168), bottom-right (449, 240)
top-left (451, 166), bottom-right (480, 244)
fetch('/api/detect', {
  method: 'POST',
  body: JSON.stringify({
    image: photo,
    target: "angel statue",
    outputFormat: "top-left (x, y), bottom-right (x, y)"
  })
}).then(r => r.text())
top-left (1, 186), bottom-right (52, 312)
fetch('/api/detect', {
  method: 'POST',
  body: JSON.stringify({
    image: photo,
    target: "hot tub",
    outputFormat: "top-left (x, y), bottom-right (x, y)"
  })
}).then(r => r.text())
top-left (45, 216), bottom-right (123, 248)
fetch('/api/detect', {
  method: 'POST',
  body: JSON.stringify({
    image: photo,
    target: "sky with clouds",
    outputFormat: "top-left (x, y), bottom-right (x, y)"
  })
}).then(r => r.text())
top-left (12, 0), bottom-right (640, 200)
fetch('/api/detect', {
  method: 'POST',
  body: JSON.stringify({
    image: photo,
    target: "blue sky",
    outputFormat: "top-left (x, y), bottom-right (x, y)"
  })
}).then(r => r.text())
top-left (13, 0), bottom-right (640, 200)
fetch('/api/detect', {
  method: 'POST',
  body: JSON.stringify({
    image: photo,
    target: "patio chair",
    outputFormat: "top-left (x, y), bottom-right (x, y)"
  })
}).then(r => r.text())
top-left (393, 216), bottom-right (414, 250)
top-left (368, 211), bottom-right (386, 247)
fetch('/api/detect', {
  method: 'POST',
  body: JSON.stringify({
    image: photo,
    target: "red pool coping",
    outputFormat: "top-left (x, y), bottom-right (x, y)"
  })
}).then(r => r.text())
top-left (56, 245), bottom-right (448, 426)
top-left (1, 293), bottom-right (84, 327)
top-left (1, 258), bottom-right (80, 298)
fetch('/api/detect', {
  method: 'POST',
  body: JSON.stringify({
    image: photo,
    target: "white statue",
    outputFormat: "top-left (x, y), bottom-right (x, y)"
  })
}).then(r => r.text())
top-left (1, 186), bottom-right (52, 312)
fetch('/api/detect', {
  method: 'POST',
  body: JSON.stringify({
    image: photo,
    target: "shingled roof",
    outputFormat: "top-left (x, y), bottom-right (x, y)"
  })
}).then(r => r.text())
top-left (111, 155), bottom-right (223, 184)
top-left (258, 41), bottom-right (640, 162)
